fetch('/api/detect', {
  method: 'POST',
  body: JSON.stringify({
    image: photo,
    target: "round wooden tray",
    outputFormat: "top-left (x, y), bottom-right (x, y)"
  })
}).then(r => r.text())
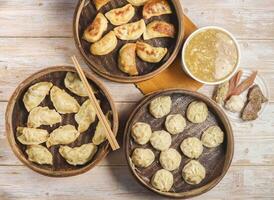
top-left (5, 66), bottom-right (119, 177)
top-left (124, 89), bottom-right (234, 198)
top-left (73, 0), bottom-right (184, 83)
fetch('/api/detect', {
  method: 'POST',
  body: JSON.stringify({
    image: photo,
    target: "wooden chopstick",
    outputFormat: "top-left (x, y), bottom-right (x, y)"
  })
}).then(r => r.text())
top-left (71, 55), bottom-right (120, 151)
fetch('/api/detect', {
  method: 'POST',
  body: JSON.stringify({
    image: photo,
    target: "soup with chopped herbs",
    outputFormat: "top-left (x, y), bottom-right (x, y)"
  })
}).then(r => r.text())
top-left (184, 28), bottom-right (238, 83)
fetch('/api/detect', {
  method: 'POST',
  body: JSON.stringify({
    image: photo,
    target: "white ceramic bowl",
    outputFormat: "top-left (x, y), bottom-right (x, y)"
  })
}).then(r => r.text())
top-left (181, 26), bottom-right (241, 85)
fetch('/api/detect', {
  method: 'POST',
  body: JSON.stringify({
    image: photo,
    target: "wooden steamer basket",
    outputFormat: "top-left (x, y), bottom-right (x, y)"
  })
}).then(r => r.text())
top-left (5, 66), bottom-right (119, 177)
top-left (73, 0), bottom-right (184, 83)
top-left (124, 89), bottom-right (234, 198)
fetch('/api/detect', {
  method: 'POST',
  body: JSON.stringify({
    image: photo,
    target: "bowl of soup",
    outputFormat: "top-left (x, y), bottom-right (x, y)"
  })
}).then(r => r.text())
top-left (182, 26), bottom-right (240, 85)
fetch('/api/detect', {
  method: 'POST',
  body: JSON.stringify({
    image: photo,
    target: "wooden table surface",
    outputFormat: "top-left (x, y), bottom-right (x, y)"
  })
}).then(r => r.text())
top-left (0, 0), bottom-right (274, 199)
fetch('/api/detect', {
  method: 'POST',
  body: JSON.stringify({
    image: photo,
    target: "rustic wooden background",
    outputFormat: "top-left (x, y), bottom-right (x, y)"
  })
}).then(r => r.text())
top-left (0, 0), bottom-right (274, 199)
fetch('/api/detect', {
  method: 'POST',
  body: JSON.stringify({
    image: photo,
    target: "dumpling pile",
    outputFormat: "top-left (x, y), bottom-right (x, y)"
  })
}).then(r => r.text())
top-left (83, 0), bottom-right (176, 76)
top-left (130, 95), bottom-right (225, 192)
top-left (17, 72), bottom-right (112, 167)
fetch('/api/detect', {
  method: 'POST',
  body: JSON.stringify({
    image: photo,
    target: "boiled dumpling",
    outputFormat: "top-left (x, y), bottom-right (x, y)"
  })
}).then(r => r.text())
top-left (83, 13), bottom-right (108, 43)
top-left (17, 127), bottom-right (49, 145)
top-left (75, 99), bottom-right (97, 133)
top-left (126, 0), bottom-right (149, 6)
top-left (26, 145), bottom-right (53, 165)
top-left (136, 41), bottom-right (167, 63)
top-left (93, 0), bottom-right (110, 10)
top-left (50, 86), bottom-right (80, 114)
top-left (118, 43), bottom-right (138, 76)
top-left (23, 82), bottom-right (53, 112)
top-left (46, 125), bottom-right (80, 147)
top-left (27, 106), bottom-right (62, 128)
top-left (90, 31), bottom-right (118, 55)
top-left (114, 19), bottom-right (146, 40)
top-left (143, 0), bottom-right (172, 19)
top-left (92, 112), bottom-right (111, 145)
top-left (64, 72), bottom-right (95, 97)
top-left (59, 143), bottom-right (98, 166)
top-left (143, 20), bottom-right (175, 40)
top-left (105, 4), bottom-right (135, 26)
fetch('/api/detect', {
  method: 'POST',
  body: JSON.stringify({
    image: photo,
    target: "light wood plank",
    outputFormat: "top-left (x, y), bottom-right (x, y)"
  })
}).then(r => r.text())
top-left (0, 165), bottom-right (273, 200)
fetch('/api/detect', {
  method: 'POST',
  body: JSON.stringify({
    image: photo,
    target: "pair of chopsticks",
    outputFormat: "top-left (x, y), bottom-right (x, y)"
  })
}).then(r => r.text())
top-left (71, 55), bottom-right (120, 151)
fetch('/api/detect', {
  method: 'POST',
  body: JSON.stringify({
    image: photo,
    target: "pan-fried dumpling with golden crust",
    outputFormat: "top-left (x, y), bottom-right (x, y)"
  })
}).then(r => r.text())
top-left (105, 4), bottom-right (135, 26)
top-left (50, 86), bottom-right (80, 114)
top-left (118, 43), bottom-right (138, 76)
top-left (114, 19), bottom-right (146, 40)
top-left (143, 0), bottom-right (172, 19)
top-left (83, 13), bottom-right (108, 43)
top-left (143, 20), bottom-right (175, 40)
top-left (93, 0), bottom-right (110, 10)
top-left (17, 127), bottom-right (49, 145)
top-left (136, 41), bottom-right (167, 63)
top-left (92, 112), bottom-right (111, 145)
top-left (26, 145), bottom-right (53, 165)
top-left (64, 72), bottom-right (97, 97)
top-left (46, 125), bottom-right (80, 148)
top-left (126, 0), bottom-right (149, 6)
top-left (59, 143), bottom-right (98, 166)
top-left (90, 31), bottom-right (118, 55)
top-left (27, 106), bottom-right (62, 128)
top-left (75, 99), bottom-right (97, 133)
top-left (23, 82), bottom-right (53, 112)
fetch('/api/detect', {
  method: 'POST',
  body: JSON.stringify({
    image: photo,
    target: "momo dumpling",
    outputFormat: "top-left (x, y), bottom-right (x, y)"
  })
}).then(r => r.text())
top-left (59, 143), bottom-right (98, 166)
top-left (131, 148), bottom-right (155, 168)
top-left (149, 96), bottom-right (172, 118)
top-left (105, 4), bottom-right (135, 26)
top-left (126, 0), bottom-right (149, 6)
top-left (159, 148), bottom-right (181, 171)
top-left (180, 137), bottom-right (203, 159)
top-left (27, 106), bottom-right (62, 128)
top-left (46, 125), bottom-right (80, 147)
top-left (186, 101), bottom-right (208, 123)
top-left (83, 13), bottom-right (108, 43)
top-left (201, 126), bottom-right (224, 148)
top-left (143, 20), bottom-right (175, 40)
top-left (131, 122), bottom-right (152, 145)
top-left (50, 86), bottom-right (80, 114)
top-left (17, 127), bottom-right (49, 145)
top-left (165, 114), bottom-right (186, 135)
top-left (118, 43), bottom-right (138, 76)
top-left (23, 82), bottom-right (53, 112)
top-left (75, 99), bottom-right (97, 133)
top-left (182, 160), bottom-right (206, 185)
top-left (90, 31), bottom-right (118, 55)
top-left (151, 169), bottom-right (173, 192)
top-left (26, 145), bottom-right (53, 165)
top-left (64, 72), bottom-right (95, 97)
top-left (92, 113), bottom-right (111, 145)
top-left (114, 19), bottom-right (146, 40)
top-left (150, 130), bottom-right (171, 151)
top-left (136, 41), bottom-right (167, 63)
top-left (93, 0), bottom-right (110, 10)
top-left (143, 0), bottom-right (172, 19)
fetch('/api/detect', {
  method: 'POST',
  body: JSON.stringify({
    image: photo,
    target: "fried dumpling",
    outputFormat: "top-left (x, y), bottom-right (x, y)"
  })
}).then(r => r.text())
top-left (83, 13), bottom-right (108, 43)
top-left (105, 4), bottom-right (135, 26)
top-left (143, 0), bottom-right (172, 19)
top-left (59, 143), bottom-right (98, 166)
top-left (26, 145), bottom-right (53, 165)
top-left (118, 43), bottom-right (138, 76)
top-left (93, 0), bottom-right (110, 10)
top-left (50, 86), bottom-right (80, 114)
top-left (143, 20), bottom-right (175, 40)
top-left (23, 82), bottom-right (53, 112)
top-left (90, 31), bottom-right (118, 55)
top-left (64, 72), bottom-right (93, 97)
top-left (92, 112), bottom-right (111, 145)
top-left (126, 0), bottom-right (149, 6)
top-left (75, 99), bottom-right (97, 133)
top-left (114, 19), bottom-right (146, 40)
top-left (136, 41), bottom-right (167, 63)
top-left (17, 127), bottom-right (49, 145)
top-left (27, 106), bottom-right (62, 128)
top-left (46, 125), bottom-right (80, 148)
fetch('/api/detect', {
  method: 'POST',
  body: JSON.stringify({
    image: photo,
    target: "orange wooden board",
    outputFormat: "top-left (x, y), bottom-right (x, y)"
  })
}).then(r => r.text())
top-left (136, 15), bottom-right (203, 94)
